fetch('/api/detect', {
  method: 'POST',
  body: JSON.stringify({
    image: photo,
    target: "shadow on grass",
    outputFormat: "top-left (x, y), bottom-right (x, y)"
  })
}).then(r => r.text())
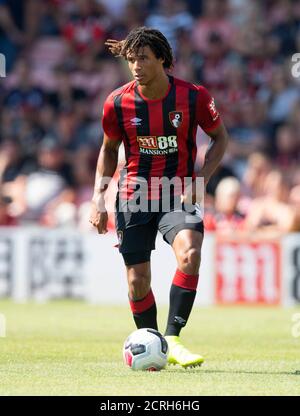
top-left (165, 368), bottom-right (300, 376)
top-left (202, 369), bottom-right (300, 376)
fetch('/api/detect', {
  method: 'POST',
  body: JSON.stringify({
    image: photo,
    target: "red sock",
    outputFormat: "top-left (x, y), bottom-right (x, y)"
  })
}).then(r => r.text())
top-left (129, 289), bottom-right (158, 330)
top-left (172, 268), bottom-right (199, 291)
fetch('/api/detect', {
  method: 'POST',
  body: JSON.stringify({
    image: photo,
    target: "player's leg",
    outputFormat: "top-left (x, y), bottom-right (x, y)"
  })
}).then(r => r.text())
top-left (124, 256), bottom-right (158, 330)
top-left (166, 229), bottom-right (203, 336)
top-left (158, 207), bottom-right (204, 367)
top-left (165, 229), bottom-right (204, 367)
top-left (116, 210), bottom-right (159, 330)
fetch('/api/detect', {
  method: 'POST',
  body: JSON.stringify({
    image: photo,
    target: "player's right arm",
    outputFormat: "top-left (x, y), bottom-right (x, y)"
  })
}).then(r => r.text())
top-left (90, 92), bottom-right (123, 234)
top-left (90, 133), bottom-right (122, 234)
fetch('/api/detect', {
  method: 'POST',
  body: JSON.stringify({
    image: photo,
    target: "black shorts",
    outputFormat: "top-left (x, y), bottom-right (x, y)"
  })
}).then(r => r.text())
top-left (115, 197), bottom-right (204, 265)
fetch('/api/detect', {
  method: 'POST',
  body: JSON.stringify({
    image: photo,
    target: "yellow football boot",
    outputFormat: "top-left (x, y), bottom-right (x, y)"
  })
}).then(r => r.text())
top-left (165, 336), bottom-right (204, 368)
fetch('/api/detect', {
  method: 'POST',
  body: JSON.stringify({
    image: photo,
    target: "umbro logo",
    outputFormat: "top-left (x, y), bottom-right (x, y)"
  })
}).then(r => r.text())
top-left (130, 117), bottom-right (142, 126)
top-left (174, 316), bottom-right (187, 327)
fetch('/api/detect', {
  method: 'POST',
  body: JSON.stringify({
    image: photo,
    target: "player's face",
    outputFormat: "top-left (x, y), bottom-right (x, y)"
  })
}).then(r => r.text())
top-left (126, 46), bottom-right (164, 85)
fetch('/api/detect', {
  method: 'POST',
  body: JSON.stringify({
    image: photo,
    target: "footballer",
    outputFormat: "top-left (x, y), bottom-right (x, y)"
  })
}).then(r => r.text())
top-left (90, 27), bottom-right (228, 368)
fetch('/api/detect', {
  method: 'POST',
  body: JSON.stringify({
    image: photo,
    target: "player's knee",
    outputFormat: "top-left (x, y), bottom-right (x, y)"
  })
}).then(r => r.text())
top-left (128, 272), bottom-right (151, 300)
top-left (178, 247), bottom-right (201, 273)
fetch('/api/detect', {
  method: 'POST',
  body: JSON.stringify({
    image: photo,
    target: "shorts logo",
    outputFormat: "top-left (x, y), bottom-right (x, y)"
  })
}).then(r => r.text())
top-left (169, 111), bottom-right (183, 128)
top-left (117, 230), bottom-right (123, 245)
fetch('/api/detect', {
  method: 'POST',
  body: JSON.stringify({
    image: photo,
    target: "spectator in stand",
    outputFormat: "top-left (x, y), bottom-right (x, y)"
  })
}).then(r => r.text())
top-left (6, 137), bottom-right (75, 225)
top-left (257, 66), bottom-right (300, 138)
top-left (219, 63), bottom-right (255, 129)
top-left (43, 146), bottom-right (97, 227)
top-left (0, 0), bottom-right (38, 71)
top-left (289, 100), bottom-right (300, 133)
top-left (199, 31), bottom-right (230, 91)
top-left (228, 101), bottom-right (268, 177)
top-left (103, 0), bottom-right (145, 42)
top-left (61, 0), bottom-right (107, 58)
top-left (70, 53), bottom-right (106, 97)
top-left (111, 0), bottom-right (145, 35)
top-left (269, 0), bottom-right (299, 57)
top-left (69, 54), bottom-right (124, 118)
top-left (38, 105), bottom-right (58, 138)
top-left (46, 67), bottom-right (97, 151)
top-left (192, 0), bottom-right (236, 55)
top-left (33, 0), bottom-right (61, 37)
top-left (204, 162), bottom-right (236, 200)
top-left (73, 149), bottom-right (94, 206)
top-left (0, 139), bottom-right (35, 185)
top-left (71, 148), bottom-right (113, 231)
top-left (2, 59), bottom-right (47, 153)
top-left (245, 170), bottom-right (297, 237)
top-left (194, 131), bottom-right (236, 199)
top-left (173, 28), bottom-right (202, 82)
top-left (65, 147), bottom-right (118, 231)
top-left (47, 66), bottom-right (87, 112)
top-left (204, 177), bottom-right (245, 236)
top-left (239, 152), bottom-right (272, 216)
top-left (228, 0), bottom-right (262, 28)
top-left (146, 0), bottom-right (194, 53)
top-left (4, 59), bottom-right (45, 111)
top-left (274, 124), bottom-right (300, 180)
top-left (289, 185), bottom-right (300, 232)
top-left (235, 24), bottom-right (278, 90)
top-left (97, 0), bottom-right (130, 20)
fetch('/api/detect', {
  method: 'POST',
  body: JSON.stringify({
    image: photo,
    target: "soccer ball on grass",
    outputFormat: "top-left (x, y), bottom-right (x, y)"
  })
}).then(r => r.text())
top-left (123, 328), bottom-right (168, 371)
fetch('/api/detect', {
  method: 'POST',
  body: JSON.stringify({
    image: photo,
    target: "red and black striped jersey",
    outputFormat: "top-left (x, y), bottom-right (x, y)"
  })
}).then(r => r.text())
top-left (102, 75), bottom-right (221, 200)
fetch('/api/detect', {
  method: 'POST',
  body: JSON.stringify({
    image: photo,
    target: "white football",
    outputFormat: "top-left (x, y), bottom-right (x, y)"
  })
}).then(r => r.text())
top-left (123, 328), bottom-right (168, 371)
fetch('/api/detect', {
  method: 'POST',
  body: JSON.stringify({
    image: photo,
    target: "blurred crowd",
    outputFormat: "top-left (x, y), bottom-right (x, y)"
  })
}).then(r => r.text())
top-left (0, 0), bottom-right (299, 237)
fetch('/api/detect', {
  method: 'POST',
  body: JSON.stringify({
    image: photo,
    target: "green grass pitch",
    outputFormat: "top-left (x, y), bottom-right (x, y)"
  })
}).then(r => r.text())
top-left (0, 299), bottom-right (300, 396)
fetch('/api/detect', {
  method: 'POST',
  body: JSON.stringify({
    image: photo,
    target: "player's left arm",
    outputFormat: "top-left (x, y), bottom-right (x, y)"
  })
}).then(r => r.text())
top-left (198, 122), bottom-right (229, 186)
top-left (196, 86), bottom-right (229, 186)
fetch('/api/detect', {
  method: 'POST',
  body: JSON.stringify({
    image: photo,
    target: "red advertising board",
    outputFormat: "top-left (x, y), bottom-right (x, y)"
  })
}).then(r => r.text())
top-left (216, 240), bottom-right (281, 304)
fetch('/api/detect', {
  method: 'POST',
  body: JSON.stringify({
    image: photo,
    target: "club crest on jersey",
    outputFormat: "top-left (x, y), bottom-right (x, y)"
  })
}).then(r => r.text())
top-left (169, 111), bottom-right (183, 128)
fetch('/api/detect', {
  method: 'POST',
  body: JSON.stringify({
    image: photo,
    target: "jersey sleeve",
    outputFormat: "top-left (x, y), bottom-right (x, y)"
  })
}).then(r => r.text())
top-left (102, 93), bottom-right (122, 140)
top-left (196, 86), bottom-right (222, 133)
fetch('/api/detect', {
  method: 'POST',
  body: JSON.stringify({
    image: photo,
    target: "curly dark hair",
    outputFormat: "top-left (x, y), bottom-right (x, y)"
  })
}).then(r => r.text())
top-left (105, 27), bottom-right (174, 69)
